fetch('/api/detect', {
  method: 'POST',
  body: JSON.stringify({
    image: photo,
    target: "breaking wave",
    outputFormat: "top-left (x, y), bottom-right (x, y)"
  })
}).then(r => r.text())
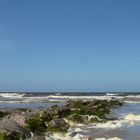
top-left (0, 92), bottom-right (140, 105)
top-left (0, 93), bottom-right (26, 98)
top-left (124, 113), bottom-right (140, 121)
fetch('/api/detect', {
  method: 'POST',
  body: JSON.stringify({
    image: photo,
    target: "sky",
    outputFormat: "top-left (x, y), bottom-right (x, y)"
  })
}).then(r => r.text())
top-left (0, 0), bottom-right (140, 92)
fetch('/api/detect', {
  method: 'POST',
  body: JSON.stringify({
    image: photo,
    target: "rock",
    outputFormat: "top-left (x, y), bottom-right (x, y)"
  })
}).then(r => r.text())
top-left (66, 100), bottom-right (84, 109)
top-left (59, 107), bottom-right (71, 118)
top-left (4, 111), bottom-right (39, 126)
top-left (68, 114), bottom-right (85, 123)
top-left (48, 105), bottom-right (61, 119)
top-left (0, 111), bottom-right (10, 118)
top-left (48, 118), bottom-right (70, 132)
top-left (109, 100), bottom-right (123, 107)
top-left (65, 99), bottom-right (123, 122)
top-left (9, 114), bottom-right (26, 126)
top-left (0, 118), bottom-right (31, 139)
top-left (39, 110), bottom-right (52, 122)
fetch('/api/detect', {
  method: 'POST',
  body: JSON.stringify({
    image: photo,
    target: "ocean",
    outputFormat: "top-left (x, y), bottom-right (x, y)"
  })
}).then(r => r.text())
top-left (0, 92), bottom-right (140, 140)
top-left (0, 92), bottom-right (139, 109)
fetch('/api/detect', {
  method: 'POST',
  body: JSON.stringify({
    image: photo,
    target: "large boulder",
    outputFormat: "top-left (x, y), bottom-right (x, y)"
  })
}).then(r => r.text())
top-left (8, 114), bottom-right (26, 127)
top-left (0, 118), bottom-right (31, 139)
top-left (48, 118), bottom-right (70, 132)
top-left (48, 105), bottom-right (61, 119)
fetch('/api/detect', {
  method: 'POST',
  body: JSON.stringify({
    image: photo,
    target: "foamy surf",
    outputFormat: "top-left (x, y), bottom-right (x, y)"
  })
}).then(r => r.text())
top-left (50, 133), bottom-right (90, 140)
top-left (0, 93), bottom-right (26, 98)
top-left (1, 92), bottom-right (140, 105)
top-left (85, 113), bottom-right (140, 130)
top-left (95, 137), bottom-right (123, 140)
top-left (47, 95), bottom-right (124, 101)
top-left (56, 113), bottom-right (140, 140)
top-left (124, 113), bottom-right (140, 121)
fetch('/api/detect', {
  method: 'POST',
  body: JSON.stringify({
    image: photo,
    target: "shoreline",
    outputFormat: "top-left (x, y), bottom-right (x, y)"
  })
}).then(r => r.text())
top-left (0, 99), bottom-right (123, 140)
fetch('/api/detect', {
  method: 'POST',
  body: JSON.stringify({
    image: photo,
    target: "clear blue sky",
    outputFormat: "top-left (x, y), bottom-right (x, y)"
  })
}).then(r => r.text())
top-left (0, 0), bottom-right (140, 92)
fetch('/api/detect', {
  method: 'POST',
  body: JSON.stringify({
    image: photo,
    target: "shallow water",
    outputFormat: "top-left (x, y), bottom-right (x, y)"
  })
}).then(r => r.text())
top-left (74, 103), bottom-right (140, 140)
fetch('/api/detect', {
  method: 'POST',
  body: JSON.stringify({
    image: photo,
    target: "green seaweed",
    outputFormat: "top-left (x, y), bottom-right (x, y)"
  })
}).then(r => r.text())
top-left (47, 124), bottom-right (68, 133)
top-left (26, 116), bottom-right (46, 133)
top-left (0, 132), bottom-right (22, 140)
top-left (0, 112), bottom-right (10, 118)
top-left (69, 114), bottom-right (85, 123)
top-left (40, 111), bottom-right (52, 122)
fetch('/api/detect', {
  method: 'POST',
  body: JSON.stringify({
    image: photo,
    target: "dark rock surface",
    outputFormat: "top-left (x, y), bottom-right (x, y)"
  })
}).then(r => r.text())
top-left (0, 118), bottom-right (31, 138)
top-left (48, 118), bottom-right (70, 132)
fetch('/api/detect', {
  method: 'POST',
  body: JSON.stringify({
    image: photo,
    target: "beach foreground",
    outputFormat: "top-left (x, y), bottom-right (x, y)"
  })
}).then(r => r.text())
top-left (1, 93), bottom-right (140, 140)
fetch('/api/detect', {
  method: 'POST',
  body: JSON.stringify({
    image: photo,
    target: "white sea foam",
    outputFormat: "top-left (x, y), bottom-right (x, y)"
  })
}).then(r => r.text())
top-left (1, 92), bottom-right (140, 106)
top-left (124, 101), bottom-right (140, 104)
top-left (50, 130), bottom-right (123, 140)
top-left (47, 94), bottom-right (140, 104)
top-left (51, 133), bottom-right (89, 140)
top-left (106, 93), bottom-right (124, 96)
top-left (126, 95), bottom-right (140, 98)
top-left (124, 113), bottom-right (140, 121)
top-left (86, 113), bottom-right (140, 130)
top-left (88, 120), bottom-right (123, 129)
top-left (0, 93), bottom-right (26, 98)
top-left (95, 137), bottom-right (123, 140)
top-left (24, 96), bottom-right (48, 102)
top-left (74, 127), bottom-right (83, 132)
top-left (1, 92), bottom-right (140, 104)
top-left (47, 95), bottom-right (124, 101)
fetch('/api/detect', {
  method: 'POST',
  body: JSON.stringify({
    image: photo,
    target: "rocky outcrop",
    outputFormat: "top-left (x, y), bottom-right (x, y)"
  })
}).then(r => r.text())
top-left (0, 118), bottom-right (31, 139)
top-left (0, 99), bottom-right (123, 139)
top-left (8, 114), bottom-right (26, 126)
top-left (48, 118), bottom-right (70, 132)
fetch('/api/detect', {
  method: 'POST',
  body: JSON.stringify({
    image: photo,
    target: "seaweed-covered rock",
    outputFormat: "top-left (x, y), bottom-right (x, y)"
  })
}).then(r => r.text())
top-left (109, 100), bottom-right (123, 107)
top-left (59, 107), bottom-right (71, 118)
top-left (40, 110), bottom-right (52, 122)
top-left (0, 111), bottom-right (10, 118)
top-left (66, 100), bottom-right (84, 108)
top-left (48, 118), bottom-right (70, 132)
top-left (48, 105), bottom-right (61, 119)
top-left (65, 99), bottom-right (123, 123)
top-left (68, 114), bottom-right (85, 123)
top-left (26, 116), bottom-right (46, 134)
